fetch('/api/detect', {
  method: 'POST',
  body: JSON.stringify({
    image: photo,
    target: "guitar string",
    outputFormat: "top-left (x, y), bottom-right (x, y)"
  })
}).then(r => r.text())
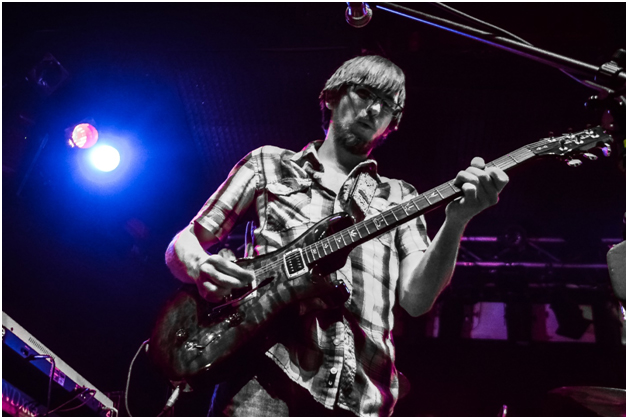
top-left (244, 130), bottom-right (595, 280)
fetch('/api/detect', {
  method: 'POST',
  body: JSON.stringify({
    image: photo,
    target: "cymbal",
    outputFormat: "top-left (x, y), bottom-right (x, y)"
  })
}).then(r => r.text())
top-left (548, 386), bottom-right (626, 417)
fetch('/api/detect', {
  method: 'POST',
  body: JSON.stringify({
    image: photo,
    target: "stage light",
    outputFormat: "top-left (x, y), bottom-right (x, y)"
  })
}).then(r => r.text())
top-left (68, 123), bottom-right (99, 149)
top-left (89, 145), bottom-right (120, 172)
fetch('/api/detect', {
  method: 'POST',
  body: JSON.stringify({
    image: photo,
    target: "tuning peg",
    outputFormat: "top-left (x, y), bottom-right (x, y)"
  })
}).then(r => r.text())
top-left (567, 159), bottom-right (582, 167)
top-left (583, 153), bottom-right (598, 161)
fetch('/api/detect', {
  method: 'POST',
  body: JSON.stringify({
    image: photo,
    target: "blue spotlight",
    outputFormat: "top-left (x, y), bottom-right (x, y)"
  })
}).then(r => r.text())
top-left (89, 144), bottom-right (120, 172)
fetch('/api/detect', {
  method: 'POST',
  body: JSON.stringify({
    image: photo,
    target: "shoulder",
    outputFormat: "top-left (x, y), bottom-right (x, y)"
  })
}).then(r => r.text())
top-left (246, 145), bottom-right (303, 186)
top-left (252, 145), bottom-right (296, 160)
top-left (236, 145), bottom-right (295, 171)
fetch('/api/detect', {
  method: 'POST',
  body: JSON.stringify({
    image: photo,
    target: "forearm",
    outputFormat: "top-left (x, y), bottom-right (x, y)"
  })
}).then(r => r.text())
top-left (399, 216), bottom-right (467, 317)
top-left (165, 225), bottom-right (213, 284)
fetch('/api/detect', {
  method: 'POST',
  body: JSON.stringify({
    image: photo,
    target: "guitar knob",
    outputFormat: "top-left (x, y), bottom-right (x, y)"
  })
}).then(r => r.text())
top-left (583, 153), bottom-right (598, 161)
top-left (567, 159), bottom-right (582, 167)
top-left (175, 329), bottom-right (188, 342)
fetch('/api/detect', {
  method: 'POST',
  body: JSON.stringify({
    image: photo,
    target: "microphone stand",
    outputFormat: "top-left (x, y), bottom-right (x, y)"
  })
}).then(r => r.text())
top-left (376, 2), bottom-right (625, 166)
top-left (376, 3), bottom-right (625, 95)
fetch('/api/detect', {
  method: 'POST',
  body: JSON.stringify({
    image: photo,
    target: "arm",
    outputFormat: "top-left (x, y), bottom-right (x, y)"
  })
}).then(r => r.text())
top-left (399, 157), bottom-right (509, 317)
top-left (165, 150), bottom-right (260, 302)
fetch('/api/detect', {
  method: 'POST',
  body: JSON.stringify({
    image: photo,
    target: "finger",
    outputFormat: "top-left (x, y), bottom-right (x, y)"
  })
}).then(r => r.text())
top-left (200, 262), bottom-right (248, 289)
top-left (204, 255), bottom-right (255, 285)
top-left (486, 167), bottom-right (510, 192)
top-left (197, 280), bottom-right (230, 303)
top-left (217, 248), bottom-right (237, 262)
top-left (460, 182), bottom-right (478, 201)
top-left (465, 166), bottom-right (492, 187)
top-left (470, 157), bottom-right (485, 169)
top-left (454, 170), bottom-right (479, 187)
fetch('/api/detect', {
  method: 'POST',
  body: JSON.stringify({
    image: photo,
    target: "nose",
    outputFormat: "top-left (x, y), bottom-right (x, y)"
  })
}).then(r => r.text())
top-left (367, 101), bottom-right (382, 116)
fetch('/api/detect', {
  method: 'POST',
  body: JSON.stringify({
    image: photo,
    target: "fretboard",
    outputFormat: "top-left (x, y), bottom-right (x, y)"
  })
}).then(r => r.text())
top-left (303, 145), bottom-right (538, 264)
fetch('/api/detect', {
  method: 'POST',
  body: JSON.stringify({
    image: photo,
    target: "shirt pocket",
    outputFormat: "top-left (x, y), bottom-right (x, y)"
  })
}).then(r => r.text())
top-left (265, 178), bottom-right (312, 232)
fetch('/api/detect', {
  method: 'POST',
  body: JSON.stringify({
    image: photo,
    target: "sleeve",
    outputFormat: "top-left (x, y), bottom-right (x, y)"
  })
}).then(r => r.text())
top-left (395, 180), bottom-right (431, 260)
top-left (192, 148), bottom-right (260, 242)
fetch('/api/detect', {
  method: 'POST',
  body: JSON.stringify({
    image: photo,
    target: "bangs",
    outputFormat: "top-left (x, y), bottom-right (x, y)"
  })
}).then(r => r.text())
top-left (321, 55), bottom-right (406, 108)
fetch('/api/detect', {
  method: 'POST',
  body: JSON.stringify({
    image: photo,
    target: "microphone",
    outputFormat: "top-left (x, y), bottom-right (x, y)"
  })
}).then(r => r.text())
top-left (345, 3), bottom-right (372, 28)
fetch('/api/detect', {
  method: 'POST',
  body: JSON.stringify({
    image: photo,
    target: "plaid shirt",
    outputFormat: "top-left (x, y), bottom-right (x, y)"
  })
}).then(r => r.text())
top-left (193, 141), bottom-right (430, 416)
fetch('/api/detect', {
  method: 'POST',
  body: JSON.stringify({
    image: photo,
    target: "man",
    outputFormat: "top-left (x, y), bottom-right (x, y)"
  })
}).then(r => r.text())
top-left (165, 55), bottom-right (509, 416)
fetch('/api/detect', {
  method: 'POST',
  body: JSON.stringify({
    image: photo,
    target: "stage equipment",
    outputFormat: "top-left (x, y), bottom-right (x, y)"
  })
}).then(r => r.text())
top-left (430, 233), bottom-right (624, 343)
top-left (607, 240), bottom-right (626, 303)
top-left (544, 386), bottom-right (626, 417)
top-left (26, 53), bottom-right (69, 97)
top-left (345, 3), bottom-right (372, 28)
top-left (89, 144), bottom-right (121, 172)
top-left (68, 123), bottom-right (99, 149)
top-left (2, 312), bottom-right (118, 416)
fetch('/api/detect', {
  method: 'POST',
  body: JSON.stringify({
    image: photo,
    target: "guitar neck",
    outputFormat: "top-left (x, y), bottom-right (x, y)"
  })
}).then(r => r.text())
top-left (304, 144), bottom-right (539, 263)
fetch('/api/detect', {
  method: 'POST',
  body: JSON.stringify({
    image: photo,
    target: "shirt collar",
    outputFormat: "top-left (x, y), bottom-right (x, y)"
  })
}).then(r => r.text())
top-left (291, 140), bottom-right (382, 182)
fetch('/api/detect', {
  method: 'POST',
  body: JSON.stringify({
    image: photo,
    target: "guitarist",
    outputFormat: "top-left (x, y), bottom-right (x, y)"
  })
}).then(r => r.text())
top-left (165, 55), bottom-right (509, 416)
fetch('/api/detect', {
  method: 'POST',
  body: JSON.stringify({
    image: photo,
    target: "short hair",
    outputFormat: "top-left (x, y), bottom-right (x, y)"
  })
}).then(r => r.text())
top-left (319, 55), bottom-right (406, 134)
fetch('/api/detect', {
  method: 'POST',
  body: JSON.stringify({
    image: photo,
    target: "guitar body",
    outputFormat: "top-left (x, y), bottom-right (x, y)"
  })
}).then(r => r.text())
top-left (148, 213), bottom-right (354, 387)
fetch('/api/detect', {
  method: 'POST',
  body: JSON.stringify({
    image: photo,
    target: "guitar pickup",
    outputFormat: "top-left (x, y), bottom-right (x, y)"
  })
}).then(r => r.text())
top-left (283, 248), bottom-right (308, 279)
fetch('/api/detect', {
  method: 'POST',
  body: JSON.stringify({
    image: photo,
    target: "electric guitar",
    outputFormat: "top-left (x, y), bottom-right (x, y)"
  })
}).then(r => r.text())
top-left (148, 127), bottom-right (612, 388)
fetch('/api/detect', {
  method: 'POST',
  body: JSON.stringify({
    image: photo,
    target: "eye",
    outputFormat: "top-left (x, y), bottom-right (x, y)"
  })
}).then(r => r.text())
top-left (354, 88), bottom-right (372, 100)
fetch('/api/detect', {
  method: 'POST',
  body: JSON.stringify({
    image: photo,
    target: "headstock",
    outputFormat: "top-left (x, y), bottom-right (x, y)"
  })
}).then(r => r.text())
top-left (527, 126), bottom-right (613, 167)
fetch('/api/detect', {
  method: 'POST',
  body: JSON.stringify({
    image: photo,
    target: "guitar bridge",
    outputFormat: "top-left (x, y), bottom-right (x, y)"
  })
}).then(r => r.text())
top-left (283, 248), bottom-right (308, 279)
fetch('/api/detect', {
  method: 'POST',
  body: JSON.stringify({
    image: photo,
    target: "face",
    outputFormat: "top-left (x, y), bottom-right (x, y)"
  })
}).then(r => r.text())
top-left (328, 85), bottom-right (400, 156)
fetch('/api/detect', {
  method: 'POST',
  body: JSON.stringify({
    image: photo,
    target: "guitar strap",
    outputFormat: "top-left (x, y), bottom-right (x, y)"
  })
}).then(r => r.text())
top-left (344, 171), bottom-right (378, 222)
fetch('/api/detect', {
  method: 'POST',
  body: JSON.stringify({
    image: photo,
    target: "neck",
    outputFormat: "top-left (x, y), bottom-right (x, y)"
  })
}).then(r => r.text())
top-left (319, 126), bottom-right (370, 174)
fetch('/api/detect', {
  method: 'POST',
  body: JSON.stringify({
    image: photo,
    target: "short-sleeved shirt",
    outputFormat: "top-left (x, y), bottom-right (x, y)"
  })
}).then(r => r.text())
top-left (193, 141), bottom-right (430, 416)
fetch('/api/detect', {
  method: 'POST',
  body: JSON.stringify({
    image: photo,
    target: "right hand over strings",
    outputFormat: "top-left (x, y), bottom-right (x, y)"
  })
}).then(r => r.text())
top-left (197, 248), bottom-right (255, 303)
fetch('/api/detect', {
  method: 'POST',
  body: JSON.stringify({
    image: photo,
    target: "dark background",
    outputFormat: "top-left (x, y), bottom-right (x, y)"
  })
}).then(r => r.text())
top-left (3, 3), bottom-right (625, 416)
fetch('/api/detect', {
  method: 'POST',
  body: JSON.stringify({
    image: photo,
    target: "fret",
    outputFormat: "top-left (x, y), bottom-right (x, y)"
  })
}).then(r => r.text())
top-left (415, 195), bottom-right (429, 211)
top-left (363, 221), bottom-right (371, 235)
top-left (446, 181), bottom-right (458, 194)
top-left (372, 216), bottom-right (385, 230)
top-left (438, 185), bottom-right (454, 199)
top-left (424, 189), bottom-right (441, 205)
top-left (329, 236), bottom-right (339, 252)
top-left (358, 223), bottom-right (370, 238)
top-left (321, 239), bottom-right (331, 255)
top-left (508, 154), bottom-right (519, 164)
top-left (390, 209), bottom-right (399, 221)
top-left (304, 248), bottom-right (312, 264)
top-left (348, 228), bottom-right (360, 242)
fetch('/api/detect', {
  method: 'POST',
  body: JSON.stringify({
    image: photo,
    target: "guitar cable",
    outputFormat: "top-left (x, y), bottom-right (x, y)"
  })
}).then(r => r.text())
top-left (124, 339), bottom-right (149, 417)
top-left (125, 338), bottom-right (184, 417)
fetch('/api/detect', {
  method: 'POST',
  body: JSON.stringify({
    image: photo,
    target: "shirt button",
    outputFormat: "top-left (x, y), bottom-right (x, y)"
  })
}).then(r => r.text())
top-left (330, 367), bottom-right (338, 374)
top-left (333, 338), bottom-right (341, 346)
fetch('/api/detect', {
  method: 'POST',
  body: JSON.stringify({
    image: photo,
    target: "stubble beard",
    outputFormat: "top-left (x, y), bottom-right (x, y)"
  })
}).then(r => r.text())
top-left (335, 122), bottom-right (388, 156)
